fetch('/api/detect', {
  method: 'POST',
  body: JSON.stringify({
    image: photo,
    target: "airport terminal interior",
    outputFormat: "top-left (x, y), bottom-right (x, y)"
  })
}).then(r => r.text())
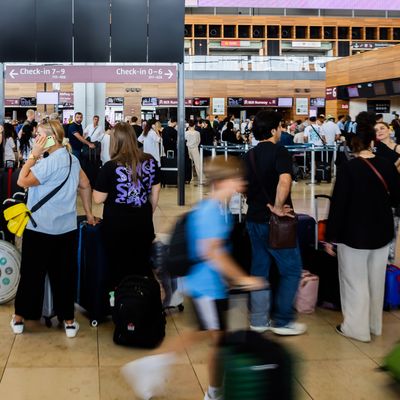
top-left (1, 0), bottom-right (400, 399)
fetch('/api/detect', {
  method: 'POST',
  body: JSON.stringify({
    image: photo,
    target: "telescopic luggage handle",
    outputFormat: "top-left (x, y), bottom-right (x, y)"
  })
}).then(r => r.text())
top-left (314, 195), bottom-right (332, 249)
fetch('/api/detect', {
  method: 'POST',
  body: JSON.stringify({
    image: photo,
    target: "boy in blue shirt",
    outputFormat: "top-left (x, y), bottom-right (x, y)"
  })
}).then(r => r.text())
top-left (122, 156), bottom-right (265, 400)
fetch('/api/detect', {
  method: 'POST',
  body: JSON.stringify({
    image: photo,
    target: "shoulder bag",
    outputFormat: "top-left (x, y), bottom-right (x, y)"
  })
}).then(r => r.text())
top-left (3, 153), bottom-right (72, 237)
top-left (249, 149), bottom-right (298, 249)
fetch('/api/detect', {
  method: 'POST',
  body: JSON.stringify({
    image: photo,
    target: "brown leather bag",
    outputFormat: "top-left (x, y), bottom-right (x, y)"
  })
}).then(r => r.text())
top-left (269, 213), bottom-right (298, 249)
top-left (249, 149), bottom-right (298, 249)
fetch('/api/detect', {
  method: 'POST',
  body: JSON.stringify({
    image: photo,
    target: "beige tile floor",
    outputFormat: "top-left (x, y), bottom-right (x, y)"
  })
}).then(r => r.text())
top-left (1, 181), bottom-right (400, 399)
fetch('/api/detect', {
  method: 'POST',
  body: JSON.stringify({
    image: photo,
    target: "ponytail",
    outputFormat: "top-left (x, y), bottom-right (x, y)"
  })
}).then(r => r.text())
top-left (41, 120), bottom-right (72, 153)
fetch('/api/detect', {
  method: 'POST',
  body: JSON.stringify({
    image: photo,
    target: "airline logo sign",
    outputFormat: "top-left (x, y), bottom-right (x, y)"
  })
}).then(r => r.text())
top-left (5, 65), bottom-right (176, 83)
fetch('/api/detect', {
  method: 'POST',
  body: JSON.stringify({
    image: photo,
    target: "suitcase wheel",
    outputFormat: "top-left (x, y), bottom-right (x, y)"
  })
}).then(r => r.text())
top-left (44, 317), bottom-right (52, 328)
top-left (90, 320), bottom-right (99, 328)
top-left (178, 304), bottom-right (184, 312)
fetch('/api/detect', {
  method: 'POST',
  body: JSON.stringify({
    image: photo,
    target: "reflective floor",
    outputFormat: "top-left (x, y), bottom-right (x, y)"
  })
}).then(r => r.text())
top-left (1, 181), bottom-right (400, 399)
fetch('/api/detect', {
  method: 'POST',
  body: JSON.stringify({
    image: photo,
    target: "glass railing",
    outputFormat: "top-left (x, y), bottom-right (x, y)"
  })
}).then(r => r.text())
top-left (184, 55), bottom-right (339, 72)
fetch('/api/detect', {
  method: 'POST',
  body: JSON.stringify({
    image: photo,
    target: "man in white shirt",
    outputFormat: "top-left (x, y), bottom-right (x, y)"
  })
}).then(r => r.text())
top-left (304, 117), bottom-right (325, 146)
top-left (84, 115), bottom-right (104, 143)
top-left (321, 115), bottom-right (341, 145)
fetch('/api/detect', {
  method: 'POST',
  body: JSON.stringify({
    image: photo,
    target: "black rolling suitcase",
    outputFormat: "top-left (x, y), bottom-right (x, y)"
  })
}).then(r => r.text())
top-left (76, 219), bottom-right (110, 326)
top-left (220, 288), bottom-right (295, 400)
top-left (160, 151), bottom-right (178, 187)
top-left (304, 195), bottom-right (341, 310)
top-left (315, 160), bottom-right (331, 183)
top-left (112, 275), bottom-right (166, 348)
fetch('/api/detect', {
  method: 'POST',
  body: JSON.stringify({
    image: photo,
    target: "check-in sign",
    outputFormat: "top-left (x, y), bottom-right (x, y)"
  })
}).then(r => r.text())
top-left (5, 65), bottom-right (177, 83)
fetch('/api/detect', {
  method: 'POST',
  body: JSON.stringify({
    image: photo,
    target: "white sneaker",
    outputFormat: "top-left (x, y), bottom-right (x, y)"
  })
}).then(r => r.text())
top-left (64, 321), bottom-right (80, 338)
top-left (121, 353), bottom-right (176, 400)
top-left (270, 322), bottom-right (307, 336)
top-left (204, 390), bottom-right (223, 400)
top-left (250, 324), bottom-right (270, 333)
top-left (10, 317), bottom-right (24, 334)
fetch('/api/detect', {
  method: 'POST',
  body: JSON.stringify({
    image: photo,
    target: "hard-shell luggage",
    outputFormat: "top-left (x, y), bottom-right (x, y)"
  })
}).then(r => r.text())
top-left (0, 164), bottom-right (22, 205)
top-left (76, 220), bottom-right (110, 326)
top-left (315, 160), bottom-right (331, 183)
top-left (383, 343), bottom-right (400, 381)
top-left (160, 155), bottom-right (178, 187)
top-left (296, 214), bottom-right (316, 256)
top-left (112, 275), bottom-right (166, 348)
top-left (384, 265), bottom-right (400, 310)
top-left (152, 237), bottom-right (185, 311)
top-left (295, 270), bottom-right (319, 314)
top-left (221, 288), bottom-right (295, 400)
top-left (0, 236), bottom-right (21, 304)
top-left (81, 143), bottom-right (102, 188)
top-left (304, 195), bottom-right (341, 310)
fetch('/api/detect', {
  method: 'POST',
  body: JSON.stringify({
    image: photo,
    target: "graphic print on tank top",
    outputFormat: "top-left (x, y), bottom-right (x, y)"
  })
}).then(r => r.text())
top-left (115, 159), bottom-right (156, 206)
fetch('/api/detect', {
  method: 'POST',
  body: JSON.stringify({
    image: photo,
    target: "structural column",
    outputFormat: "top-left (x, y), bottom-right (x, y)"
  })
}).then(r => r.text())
top-left (74, 83), bottom-right (106, 128)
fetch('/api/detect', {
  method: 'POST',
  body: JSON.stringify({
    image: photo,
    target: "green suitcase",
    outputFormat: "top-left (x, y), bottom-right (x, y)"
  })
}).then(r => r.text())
top-left (383, 343), bottom-right (400, 381)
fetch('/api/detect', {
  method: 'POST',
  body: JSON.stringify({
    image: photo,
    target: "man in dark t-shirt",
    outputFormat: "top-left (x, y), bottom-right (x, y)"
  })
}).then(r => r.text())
top-left (130, 116), bottom-right (143, 148)
top-left (244, 110), bottom-right (306, 337)
top-left (68, 112), bottom-right (95, 162)
top-left (162, 118), bottom-right (178, 154)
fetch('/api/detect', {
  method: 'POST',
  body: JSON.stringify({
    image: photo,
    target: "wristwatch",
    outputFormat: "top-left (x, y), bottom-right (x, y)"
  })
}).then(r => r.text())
top-left (28, 153), bottom-right (38, 161)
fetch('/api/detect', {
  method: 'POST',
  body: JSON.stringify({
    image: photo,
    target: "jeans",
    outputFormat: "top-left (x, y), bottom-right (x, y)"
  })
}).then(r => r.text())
top-left (72, 149), bottom-right (82, 165)
top-left (247, 221), bottom-right (302, 327)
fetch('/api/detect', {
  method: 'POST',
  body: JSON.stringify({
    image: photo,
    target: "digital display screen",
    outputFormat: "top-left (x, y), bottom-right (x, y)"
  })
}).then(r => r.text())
top-left (228, 98), bottom-right (244, 107)
top-left (373, 82), bottom-right (387, 96)
top-left (392, 80), bottom-right (400, 94)
top-left (347, 86), bottom-right (359, 98)
top-left (191, 0), bottom-right (400, 11)
top-left (142, 97), bottom-right (158, 107)
top-left (36, 92), bottom-right (59, 105)
top-left (278, 98), bottom-right (293, 107)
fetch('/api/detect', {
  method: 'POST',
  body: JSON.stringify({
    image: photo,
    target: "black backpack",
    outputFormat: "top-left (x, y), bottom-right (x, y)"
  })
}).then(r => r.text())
top-left (112, 275), bottom-right (165, 348)
top-left (165, 212), bottom-right (198, 277)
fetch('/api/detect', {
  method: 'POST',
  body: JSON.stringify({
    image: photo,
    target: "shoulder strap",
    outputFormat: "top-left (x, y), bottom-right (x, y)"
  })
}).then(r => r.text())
top-left (359, 157), bottom-right (390, 195)
top-left (249, 149), bottom-right (273, 204)
top-left (30, 153), bottom-right (72, 213)
top-left (311, 125), bottom-right (325, 143)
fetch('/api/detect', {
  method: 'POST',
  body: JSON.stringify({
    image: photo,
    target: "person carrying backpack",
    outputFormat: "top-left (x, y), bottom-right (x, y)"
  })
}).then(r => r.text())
top-left (121, 156), bottom-right (266, 400)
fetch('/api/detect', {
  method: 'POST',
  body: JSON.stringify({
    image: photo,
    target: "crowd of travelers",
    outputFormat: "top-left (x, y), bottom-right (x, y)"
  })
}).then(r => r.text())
top-left (3, 106), bottom-right (400, 399)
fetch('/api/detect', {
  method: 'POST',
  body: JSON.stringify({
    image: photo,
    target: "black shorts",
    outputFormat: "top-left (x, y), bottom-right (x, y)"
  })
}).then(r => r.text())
top-left (191, 297), bottom-right (228, 331)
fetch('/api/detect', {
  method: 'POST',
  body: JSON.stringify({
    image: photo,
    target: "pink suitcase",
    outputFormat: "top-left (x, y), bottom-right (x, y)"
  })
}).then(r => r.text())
top-left (295, 270), bottom-right (319, 314)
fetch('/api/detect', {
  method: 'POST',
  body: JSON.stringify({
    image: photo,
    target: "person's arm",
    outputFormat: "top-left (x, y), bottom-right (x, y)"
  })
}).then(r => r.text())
top-left (78, 169), bottom-right (96, 225)
top-left (150, 183), bottom-right (161, 213)
top-left (268, 173), bottom-right (293, 216)
top-left (17, 135), bottom-right (47, 188)
top-left (200, 238), bottom-right (266, 289)
top-left (93, 190), bottom-right (108, 204)
top-left (73, 131), bottom-right (95, 149)
top-left (303, 129), bottom-right (309, 143)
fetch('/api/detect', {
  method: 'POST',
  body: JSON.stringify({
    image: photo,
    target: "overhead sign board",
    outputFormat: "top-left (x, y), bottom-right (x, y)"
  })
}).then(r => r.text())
top-left (5, 65), bottom-right (177, 83)
top-left (326, 87), bottom-right (337, 101)
top-left (191, 0), bottom-right (400, 11)
top-left (243, 98), bottom-right (278, 107)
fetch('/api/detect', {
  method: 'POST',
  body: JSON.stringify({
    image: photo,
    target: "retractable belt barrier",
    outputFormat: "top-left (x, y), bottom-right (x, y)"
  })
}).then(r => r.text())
top-left (200, 143), bottom-right (338, 185)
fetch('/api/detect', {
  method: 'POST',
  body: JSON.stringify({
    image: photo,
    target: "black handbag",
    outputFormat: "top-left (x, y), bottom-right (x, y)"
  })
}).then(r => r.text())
top-left (249, 149), bottom-right (297, 249)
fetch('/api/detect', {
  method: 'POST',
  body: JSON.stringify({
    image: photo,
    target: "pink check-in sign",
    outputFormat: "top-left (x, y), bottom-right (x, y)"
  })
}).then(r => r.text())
top-left (5, 65), bottom-right (177, 83)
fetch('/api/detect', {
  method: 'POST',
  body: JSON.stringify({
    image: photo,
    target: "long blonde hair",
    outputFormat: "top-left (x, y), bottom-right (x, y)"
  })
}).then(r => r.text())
top-left (40, 120), bottom-right (72, 153)
top-left (110, 122), bottom-right (148, 182)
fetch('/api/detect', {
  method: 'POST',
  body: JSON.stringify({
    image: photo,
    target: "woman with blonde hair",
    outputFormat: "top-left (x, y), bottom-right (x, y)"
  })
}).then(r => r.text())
top-left (10, 120), bottom-right (96, 338)
top-left (94, 122), bottom-right (161, 287)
